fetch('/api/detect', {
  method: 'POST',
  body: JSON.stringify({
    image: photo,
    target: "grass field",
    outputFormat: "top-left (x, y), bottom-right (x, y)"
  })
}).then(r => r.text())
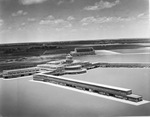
top-left (0, 38), bottom-right (150, 72)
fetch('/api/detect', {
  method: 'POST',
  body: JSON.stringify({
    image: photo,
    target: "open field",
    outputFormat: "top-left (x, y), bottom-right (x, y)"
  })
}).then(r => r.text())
top-left (1, 38), bottom-right (150, 58)
top-left (1, 67), bottom-right (150, 116)
top-left (1, 45), bottom-right (150, 116)
top-left (0, 38), bottom-right (150, 72)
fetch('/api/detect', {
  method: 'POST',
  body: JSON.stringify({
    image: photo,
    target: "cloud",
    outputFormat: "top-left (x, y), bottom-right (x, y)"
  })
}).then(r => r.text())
top-left (39, 15), bottom-right (72, 28)
top-left (56, 28), bottom-right (64, 31)
top-left (67, 16), bottom-right (75, 21)
top-left (47, 15), bottom-right (55, 20)
top-left (39, 20), bottom-right (52, 25)
top-left (57, 0), bottom-right (74, 5)
top-left (12, 10), bottom-right (27, 16)
top-left (57, 0), bottom-right (64, 5)
top-left (53, 19), bottom-right (72, 27)
top-left (70, 28), bottom-right (77, 32)
top-left (39, 15), bottom-right (55, 24)
top-left (80, 16), bottom-right (96, 25)
top-left (0, 19), bottom-right (4, 26)
top-left (80, 16), bottom-right (135, 25)
top-left (19, 0), bottom-right (48, 5)
top-left (21, 22), bottom-right (26, 26)
top-left (27, 18), bottom-right (36, 22)
top-left (137, 13), bottom-right (149, 20)
top-left (137, 13), bottom-right (145, 18)
top-left (70, 0), bottom-right (74, 3)
top-left (84, 0), bottom-right (120, 11)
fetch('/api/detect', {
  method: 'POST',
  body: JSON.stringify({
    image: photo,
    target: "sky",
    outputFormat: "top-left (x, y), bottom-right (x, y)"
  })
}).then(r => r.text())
top-left (0, 0), bottom-right (149, 43)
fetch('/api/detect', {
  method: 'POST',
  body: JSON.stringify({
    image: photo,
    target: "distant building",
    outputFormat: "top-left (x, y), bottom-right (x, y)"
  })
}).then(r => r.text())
top-left (2, 54), bottom-right (92, 78)
top-left (33, 73), bottom-right (143, 102)
top-left (47, 54), bottom-right (73, 66)
top-left (3, 67), bottom-right (39, 78)
top-left (47, 54), bottom-right (91, 67)
top-left (37, 54), bottom-right (90, 75)
top-left (70, 47), bottom-right (95, 56)
top-left (37, 64), bottom-right (64, 72)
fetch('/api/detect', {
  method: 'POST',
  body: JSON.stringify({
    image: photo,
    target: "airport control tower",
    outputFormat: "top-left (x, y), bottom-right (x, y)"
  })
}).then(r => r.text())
top-left (66, 54), bottom-right (73, 63)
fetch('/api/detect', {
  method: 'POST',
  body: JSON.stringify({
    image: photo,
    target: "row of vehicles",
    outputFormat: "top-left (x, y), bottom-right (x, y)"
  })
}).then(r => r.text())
top-left (33, 73), bottom-right (143, 102)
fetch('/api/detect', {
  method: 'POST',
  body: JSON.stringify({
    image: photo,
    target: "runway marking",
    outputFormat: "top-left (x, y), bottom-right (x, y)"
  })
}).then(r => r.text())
top-left (29, 80), bottom-right (150, 106)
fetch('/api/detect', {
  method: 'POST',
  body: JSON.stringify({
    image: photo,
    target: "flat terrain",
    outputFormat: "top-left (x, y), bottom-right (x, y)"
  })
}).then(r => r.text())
top-left (0, 38), bottom-right (150, 72)
top-left (1, 45), bottom-right (150, 116)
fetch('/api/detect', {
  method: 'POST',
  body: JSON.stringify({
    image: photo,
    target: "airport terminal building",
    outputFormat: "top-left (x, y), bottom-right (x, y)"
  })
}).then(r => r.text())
top-left (70, 47), bottom-right (95, 56)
